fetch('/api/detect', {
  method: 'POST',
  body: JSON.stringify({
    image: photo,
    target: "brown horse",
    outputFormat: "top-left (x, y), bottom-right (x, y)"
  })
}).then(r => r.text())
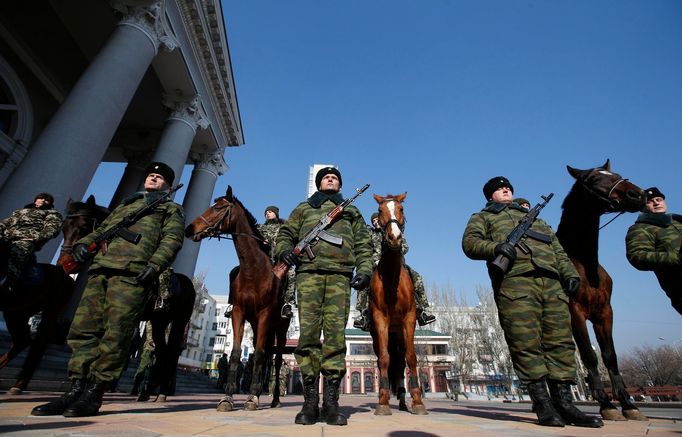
top-left (370, 193), bottom-right (427, 416)
top-left (185, 185), bottom-right (290, 411)
top-left (0, 196), bottom-right (108, 394)
top-left (556, 160), bottom-right (647, 421)
top-left (58, 197), bottom-right (196, 403)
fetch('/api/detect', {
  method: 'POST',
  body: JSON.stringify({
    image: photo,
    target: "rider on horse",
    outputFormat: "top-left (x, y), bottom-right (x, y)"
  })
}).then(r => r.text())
top-left (0, 192), bottom-right (63, 293)
top-left (353, 212), bottom-right (436, 330)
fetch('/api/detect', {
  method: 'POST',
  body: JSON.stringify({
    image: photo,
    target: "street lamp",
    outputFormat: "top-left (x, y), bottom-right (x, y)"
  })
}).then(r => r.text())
top-left (657, 337), bottom-right (682, 361)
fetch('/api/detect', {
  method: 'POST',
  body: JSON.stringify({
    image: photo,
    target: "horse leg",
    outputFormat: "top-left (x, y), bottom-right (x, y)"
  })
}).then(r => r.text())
top-left (12, 309), bottom-right (60, 394)
top-left (156, 319), bottom-right (185, 402)
top-left (245, 316), bottom-right (272, 411)
top-left (593, 318), bottom-right (646, 421)
top-left (218, 313), bottom-right (245, 412)
top-left (1, 312), bottom-right (32, 394)
top-left (570, 312), bottom-right (623, 420)
top-left (404, 322), bottom-right (427, 415)
top-left (373, 319), bottom-right (392, 416)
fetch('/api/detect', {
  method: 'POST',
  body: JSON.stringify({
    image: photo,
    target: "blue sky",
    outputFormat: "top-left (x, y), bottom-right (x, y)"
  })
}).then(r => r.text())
top-left (88, 1), bottom-right (682, 352)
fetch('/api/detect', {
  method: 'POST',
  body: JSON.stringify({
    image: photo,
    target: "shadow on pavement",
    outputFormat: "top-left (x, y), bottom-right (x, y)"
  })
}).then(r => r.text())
top-left (0, 420), bottom-right (94, 433)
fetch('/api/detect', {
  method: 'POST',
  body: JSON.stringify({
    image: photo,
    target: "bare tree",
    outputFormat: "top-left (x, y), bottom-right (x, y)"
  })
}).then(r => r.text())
top-left (619, 345), bottom-right (682, 387)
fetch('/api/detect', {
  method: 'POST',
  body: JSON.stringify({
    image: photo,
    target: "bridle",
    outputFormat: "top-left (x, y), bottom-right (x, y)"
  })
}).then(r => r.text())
top-left (60, 211), bottom-right (102, 254)
top-left (194, 198), bottom-right (263, 242)
top-left (580, 170), bottom-right (629, 212)
top-left (379, 201), bottom-right (406, 248)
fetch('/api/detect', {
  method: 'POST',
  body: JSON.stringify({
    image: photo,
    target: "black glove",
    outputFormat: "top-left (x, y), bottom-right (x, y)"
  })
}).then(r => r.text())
top-left (72, 243), bottom-right (93, 264)
top-left (563, 277), bottom-right (581, 296)
top-left (279, 250), bottom-right (301, 268)
top-left (136, 265), bottom-right (158, 287)
top-left (350, 273), bottom-right (371, 290)
top-left (494, 242), bottom-right (517, 262)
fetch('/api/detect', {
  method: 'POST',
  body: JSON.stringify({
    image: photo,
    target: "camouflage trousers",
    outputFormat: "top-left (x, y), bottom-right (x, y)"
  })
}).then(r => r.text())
top-left (132, 325), bottom-right (155, 391)
top-left (5, 240), bottom-right (34, 284)
top-left (157, 268), bottom-right (173, 300)
top-left (295, 271), bottom-right (350, 380)
top-left (67, 268), bottom-right (150, 383)
top-left (493, 273), bottom-right (576, 383)
top-left (355, 264), bottom-right (429, 311)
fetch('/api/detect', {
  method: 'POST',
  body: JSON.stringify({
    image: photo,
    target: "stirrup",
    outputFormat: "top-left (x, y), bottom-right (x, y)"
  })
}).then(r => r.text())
top-left (417, 311), bottom-right (436, 326)
top-left (353, 315), bottom-right (369, 331)
top-left (281, 304), bottom-right (293, 319)
top-left (224, 305), bottom-right (232, 318)
top-left (153, 297), bottom-right (166, 311)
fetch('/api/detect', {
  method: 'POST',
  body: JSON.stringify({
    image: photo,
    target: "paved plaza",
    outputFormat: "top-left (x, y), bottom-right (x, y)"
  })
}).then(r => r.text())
top-left (0, 392), bottom-right (680, 437)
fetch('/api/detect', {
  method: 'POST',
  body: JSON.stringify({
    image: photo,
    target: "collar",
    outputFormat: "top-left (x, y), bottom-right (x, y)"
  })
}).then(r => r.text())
top-left (635, 212), bottom-right (682, 227)
top-left (482, 201), bottom-right (527, 214)
top-left (308, 191), bottom-right (344, 208)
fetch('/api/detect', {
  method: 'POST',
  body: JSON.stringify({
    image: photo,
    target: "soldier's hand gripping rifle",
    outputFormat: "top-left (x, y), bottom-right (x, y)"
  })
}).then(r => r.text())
top-left (272, 184), bottom-right (370, 280)
top-left (490, 193), bottom-right (554, 275)
top-left (61, 184), bottom-right (184, 274)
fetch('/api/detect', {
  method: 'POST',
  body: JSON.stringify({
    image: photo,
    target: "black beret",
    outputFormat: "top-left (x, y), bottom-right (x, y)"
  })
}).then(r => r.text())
top-left (145, 162), bottom-right (175, 185)
top-left (265, 205), bottom-right (279, 217)
top-left (645, 187), bottom-right (665, 200)
top-left (315, 166), bottom-right (342, 189)
top-left (483, 176), bottom-right (514, 200)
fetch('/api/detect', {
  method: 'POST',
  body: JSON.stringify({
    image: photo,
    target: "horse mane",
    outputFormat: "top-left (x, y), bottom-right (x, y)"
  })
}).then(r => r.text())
top-left (231, 196), bottom-right (269, 254)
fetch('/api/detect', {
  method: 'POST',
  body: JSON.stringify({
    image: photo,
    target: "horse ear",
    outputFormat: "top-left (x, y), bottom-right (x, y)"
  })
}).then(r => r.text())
top-left (602, 159), bottom-right (611, 171)
top-left (86, 195), bottom-right (96, 206)
top-left (566, 165), bottom-right (585, 180)
top-left (396, 192), bottom-right (407, 202)
top-left (66, 198), bottom-right (74, 208)
top-left (226, 185), bottom-right (233, 201)
top-left (373, 194), bottom-right (384, 204)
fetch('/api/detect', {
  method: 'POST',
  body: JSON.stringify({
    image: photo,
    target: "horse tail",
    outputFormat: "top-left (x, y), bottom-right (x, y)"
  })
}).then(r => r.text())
top-left (387, 332), bottom-right (406, 397)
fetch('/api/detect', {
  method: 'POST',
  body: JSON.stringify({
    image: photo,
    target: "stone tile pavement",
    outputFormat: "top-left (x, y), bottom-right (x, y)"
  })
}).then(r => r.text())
top-left (0, 392), bottom-right (680, 436)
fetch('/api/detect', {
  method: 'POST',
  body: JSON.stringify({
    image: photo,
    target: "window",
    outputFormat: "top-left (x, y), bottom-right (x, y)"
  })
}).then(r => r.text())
top-left (209, 337), bottom-right (215, 346)
top-left (364, 372), bottom-right (374, 392)
top-left (212, 322), bottom-right (218, 330)
top-left (349, 343), bottom-right (373, 355)
top-left (215, 308), bottom-right (220, 316)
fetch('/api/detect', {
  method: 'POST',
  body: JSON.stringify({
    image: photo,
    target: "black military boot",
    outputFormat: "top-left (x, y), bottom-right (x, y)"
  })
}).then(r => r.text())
top-left (527, 380), bottom-right (565, 427)
top-left (31, 379), bottom-right (86, 416)
top-left (352, 310), bottom-right (369, 331)
top-left (548, 380), bottom-right (604, 428)
top-left (294, 376), bottom-right (319, 425)
top-left (281, 303), bottom-right (293, 319)
top-left (416, 309), bottom-right (436, 326)
top-left (320, 376), bottom-right (347, 426)
top-left (63, 380), bottom-right (108, 417)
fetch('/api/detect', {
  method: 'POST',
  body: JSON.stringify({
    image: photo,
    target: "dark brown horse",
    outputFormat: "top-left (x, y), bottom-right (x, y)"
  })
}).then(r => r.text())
top-left (58, 197), bottom-right (196, 403)
top-left (556, 160), bottom-right (647, 421)
top-left (370, 193), bottom-right (427, 416)
top-left (0, 196), bottom-right (108, 394)
top-left (185, 185), bottom-right (290, 411)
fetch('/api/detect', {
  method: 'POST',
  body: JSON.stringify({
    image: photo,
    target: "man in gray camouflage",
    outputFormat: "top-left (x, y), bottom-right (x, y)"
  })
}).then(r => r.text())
top-left (224, 205), bottom-right (297, 318)
top-left (32, 162), bottom-right (184, 418)
top-left (353, 212), bottom-right (436, 330)
top-left (625, 187), bottom-right (682, 315)
top-left (0, 192), bottom-right (63, 293)
top-left (276, 166), bottom-right (372, 426)
top-left (462, 176), bottom-right (602, 428)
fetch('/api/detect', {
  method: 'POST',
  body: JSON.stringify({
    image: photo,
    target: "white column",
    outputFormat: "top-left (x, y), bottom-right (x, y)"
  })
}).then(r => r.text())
top-left (0, 0), bottom-right (178, 261)
top-left (143, 94), bottom-right (209, 190)
top-left (172, 150), bottom-right (227, 277)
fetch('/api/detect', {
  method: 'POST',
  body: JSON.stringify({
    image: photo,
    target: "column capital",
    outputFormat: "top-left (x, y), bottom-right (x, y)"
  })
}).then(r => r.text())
top-left (162, 93), bottom-right (210, 133)
top-left (190, 150), bottom-right (228, 177)
top-left (111, 0), bottom-right (179, 53)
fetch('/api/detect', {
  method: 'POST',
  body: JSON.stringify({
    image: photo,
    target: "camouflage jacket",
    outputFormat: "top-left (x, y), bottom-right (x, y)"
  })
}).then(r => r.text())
top-left (257, 219), bottom-right (284, 261)
top-left (626, 212), bottom-right (682, 276)
top-left (77, 193), bottom-right (185, 275)
top-left (462, 201), bottom-right (578, 280)
top-left (276, 192), bottom-right (372, 276)
top-left (369, 226), bottom-right (409, 267)
top-left (0, 204), bottom-right (63, 248)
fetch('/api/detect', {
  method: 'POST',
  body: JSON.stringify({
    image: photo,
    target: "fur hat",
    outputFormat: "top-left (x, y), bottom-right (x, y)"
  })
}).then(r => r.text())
top-left (265, 205), bottom-right (280, 218)
top-left (315, 166), bottom-right (342, 189)
top-left (145, 162), bottom-right (175, 185)
top-left (483, 176), bottom-right (514, 200)
top-left (645, 187), bottom-right (665, 200)
top-left (34, 192), bottom-right (54, 205)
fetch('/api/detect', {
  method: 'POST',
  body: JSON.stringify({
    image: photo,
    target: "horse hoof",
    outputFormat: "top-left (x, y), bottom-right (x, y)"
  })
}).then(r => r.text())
top-left (154, 394), bottom-right (167, 403)
top-left (601, 408), bottom-right (627, 421)
top-left (411, 404), bottom-right (428, 415)
top-left (7, 387), bottom-right (22, 395)
top-left (217, 397), bottom-right (234, 412)
top-left (623, 409), bottom-right (648, 421)
top-left (270, 400), bottom-right (281, 408)
top-left (244, 396), bottom-right (259, 411)
top-left (137, 394), bottom-right (150, 402)
top-left (374, 405), bottom-right (392, 415)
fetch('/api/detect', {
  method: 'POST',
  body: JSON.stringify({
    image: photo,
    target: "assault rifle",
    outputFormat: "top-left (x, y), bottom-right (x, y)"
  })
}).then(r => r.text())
top-left (272, 184), bottom-right (370, 280)
top-left (61, 184), bottom-right (183, 274)
top-left (490, 193), bottom-right (554, 275)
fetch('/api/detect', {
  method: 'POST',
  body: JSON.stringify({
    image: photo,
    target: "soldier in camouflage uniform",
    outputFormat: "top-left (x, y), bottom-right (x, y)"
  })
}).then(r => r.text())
top-left (130, 322), bottom-right (155, 395)
top-left (0, 192), bottom-right (62, 292)
top-left (225, 205), bottom-right (296, 318)
top-left (625, 187), bottom-right (682, 315)
top-left (353, 213), bottom-right (436, 330)
top-left (32, 162), bottom-right (184, 418)
top-left (462, 176), bottom-right (602, 429)
top-left (276, 167), bottom-right (372, 426)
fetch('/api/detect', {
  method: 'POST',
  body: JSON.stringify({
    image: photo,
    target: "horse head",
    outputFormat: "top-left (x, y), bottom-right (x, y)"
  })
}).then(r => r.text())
top-left (185, 185), bottom-right (237, 242)
top-left (566, 159), bottom-right (645, 214)
top-left (374, 192), bottom-right (407, 250)
top-left (57, 195), bottom-right (110, 266)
